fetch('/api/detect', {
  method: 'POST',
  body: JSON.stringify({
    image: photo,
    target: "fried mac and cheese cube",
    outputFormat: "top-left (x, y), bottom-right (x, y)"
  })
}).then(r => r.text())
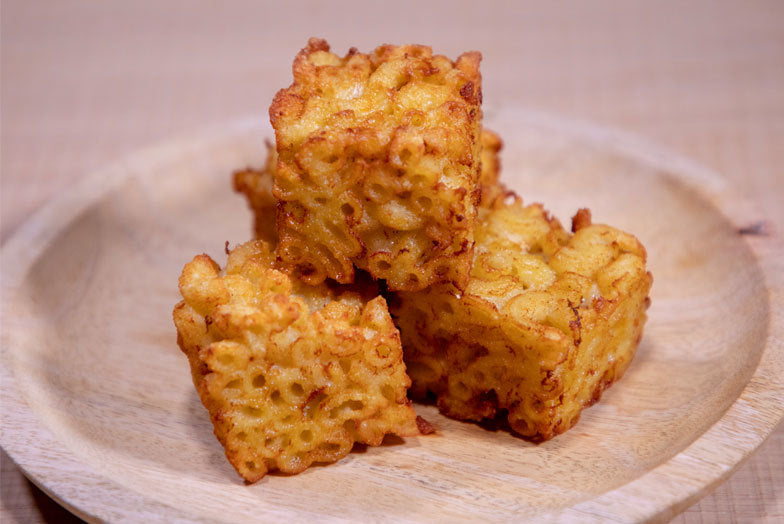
top-left (270, 38), bottom-right (483, 291)
top-left (232, 141), bottom-right (278, 243)
top-left (173, 240), bottom-right (419, 482)
top-left (234, 130), bottom-right (503, 241)
top-left (391, 200), bottom-right (652, 440)
top-left (478, 128), bottom-right (505, 207)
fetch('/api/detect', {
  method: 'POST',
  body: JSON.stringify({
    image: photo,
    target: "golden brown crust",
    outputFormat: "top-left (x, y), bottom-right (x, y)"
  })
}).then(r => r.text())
top-left (173, 240), bottom-right (418, 482)
top-left (415, 416), bottom-right (436, 435)
top-left (232, 141), bottom-right (278, 243)
top-left (269, 38), bottom-right (483, 291)
top-left (571, 207), bottom-right (592, 233)
top-left (478, 128), bottom-right (505, 207)
top-left (234, 129), bottom-right (504, 245)
top-left (391, 199), bottom-right (652, 440)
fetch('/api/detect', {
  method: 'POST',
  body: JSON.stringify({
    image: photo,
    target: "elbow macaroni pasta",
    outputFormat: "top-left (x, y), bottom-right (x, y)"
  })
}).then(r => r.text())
top-left (391, 200), bottom-right (652, 440)
top-left (269, 38), bottom-right (483, 291)
top-left (173, 240), bottom-right (418, 482)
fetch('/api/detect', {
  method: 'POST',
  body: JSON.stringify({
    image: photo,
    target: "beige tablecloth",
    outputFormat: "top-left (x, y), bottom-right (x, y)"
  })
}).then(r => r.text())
top-left (1, 1), bottom-right (782, 521)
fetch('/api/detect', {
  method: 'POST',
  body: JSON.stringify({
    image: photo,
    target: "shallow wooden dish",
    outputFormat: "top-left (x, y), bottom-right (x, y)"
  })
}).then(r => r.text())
top-left (1, 108), bottom-right (782, 523)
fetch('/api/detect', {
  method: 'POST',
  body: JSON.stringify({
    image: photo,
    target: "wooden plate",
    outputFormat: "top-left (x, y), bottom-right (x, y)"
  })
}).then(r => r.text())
top-left (2, 108), bottom-right (782, 523)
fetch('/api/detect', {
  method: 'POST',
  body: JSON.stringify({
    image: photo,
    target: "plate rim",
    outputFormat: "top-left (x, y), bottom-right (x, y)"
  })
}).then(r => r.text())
top-left (1, 108), bottom-right (782, 523)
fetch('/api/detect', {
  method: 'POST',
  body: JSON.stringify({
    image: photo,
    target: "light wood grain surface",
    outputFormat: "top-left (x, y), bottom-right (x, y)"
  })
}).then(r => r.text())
top-left (1, 1), bottom-right (782, 522)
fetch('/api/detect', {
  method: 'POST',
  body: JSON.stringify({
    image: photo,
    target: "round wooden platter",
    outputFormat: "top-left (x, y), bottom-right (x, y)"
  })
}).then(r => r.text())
top-left (1, 107), bottom-right (782, 523)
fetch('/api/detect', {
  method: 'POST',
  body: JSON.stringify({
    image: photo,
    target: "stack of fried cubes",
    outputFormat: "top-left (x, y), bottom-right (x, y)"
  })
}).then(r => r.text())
top-left (174, 38), bottom-right (652, 482)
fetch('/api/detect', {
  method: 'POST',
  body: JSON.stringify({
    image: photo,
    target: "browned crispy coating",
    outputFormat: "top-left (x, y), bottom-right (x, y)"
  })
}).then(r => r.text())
top-left (478, 128), bottom-right (505, 207)
top-left (232, 141), bottom-right (278, 244)
top-left (391, 198), bottom-right (652, 440)
top-left (269, 38), bottom-right (483, 291)
top-left (234, 130), bottom-right (504, 241)
top-left (173, 240), bottom-right (419, 482)
top-left (571, 207), bottom-right (592, 233)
